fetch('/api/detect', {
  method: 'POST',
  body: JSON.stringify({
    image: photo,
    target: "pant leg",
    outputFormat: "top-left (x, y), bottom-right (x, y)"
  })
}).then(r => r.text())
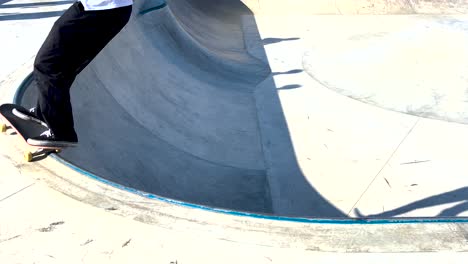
top-left (34, 2), bottom-right (132, 141)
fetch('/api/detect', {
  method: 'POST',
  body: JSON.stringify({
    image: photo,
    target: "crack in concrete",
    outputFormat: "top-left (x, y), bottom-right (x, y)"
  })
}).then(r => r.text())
top-left (0, 235), bottom-right (21, 244)
top-left (0, 183), bottom-right (35, 202)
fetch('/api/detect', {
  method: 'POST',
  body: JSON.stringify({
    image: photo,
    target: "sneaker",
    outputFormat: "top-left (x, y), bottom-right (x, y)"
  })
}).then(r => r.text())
top-left (27, 129), bottom-right (78, 148)
top-left (13, 107), bottom-right (48, 128)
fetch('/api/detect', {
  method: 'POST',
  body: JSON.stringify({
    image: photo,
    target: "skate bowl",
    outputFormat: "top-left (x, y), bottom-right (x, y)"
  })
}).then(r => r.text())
top-left (18, 0), bottom-right (468, 218)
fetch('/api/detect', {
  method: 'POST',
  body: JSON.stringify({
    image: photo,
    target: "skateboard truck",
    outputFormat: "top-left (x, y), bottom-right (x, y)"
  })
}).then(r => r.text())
top-left (1, 124), bottom-right (9, 132)
top-left (24, 148), bottom-right (61, 162)
top-left (1, 121), bottom-right (61, 162)
top-left (0, 104), bottom-right (67, 162)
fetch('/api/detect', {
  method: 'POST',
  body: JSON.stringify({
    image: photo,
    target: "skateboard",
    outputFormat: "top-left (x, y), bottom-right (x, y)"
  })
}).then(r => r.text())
top-left (0, 103), bottom-right (63, 162)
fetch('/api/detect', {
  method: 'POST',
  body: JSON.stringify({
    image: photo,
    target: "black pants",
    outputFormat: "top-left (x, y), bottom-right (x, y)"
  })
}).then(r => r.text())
top-left (33, 2), bottom-right (132, 141)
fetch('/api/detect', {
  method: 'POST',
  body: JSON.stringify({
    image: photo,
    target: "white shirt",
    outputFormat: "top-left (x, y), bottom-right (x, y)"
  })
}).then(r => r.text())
top-left (79, 0), bottom-right (133, 11)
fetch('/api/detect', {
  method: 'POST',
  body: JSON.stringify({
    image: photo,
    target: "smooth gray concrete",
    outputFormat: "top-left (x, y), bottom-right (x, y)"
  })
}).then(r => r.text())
top-left (303, 16), bottom-right (468, 124)
top-left (19, 0), bottom-right (468, 218)
top-left (22, 0), bottom-right (280, 215)
top-left (6, 0), bottom-right (468, 259)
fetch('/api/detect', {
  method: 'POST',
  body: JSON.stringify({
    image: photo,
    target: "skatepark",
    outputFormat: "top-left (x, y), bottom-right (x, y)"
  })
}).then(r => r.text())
top-left (2, 0), bottom-right (468, 262)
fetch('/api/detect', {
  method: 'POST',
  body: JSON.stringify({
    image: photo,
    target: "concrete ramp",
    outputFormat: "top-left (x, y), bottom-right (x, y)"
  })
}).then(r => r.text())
top-left (20, 0), bottom-right (468, 218)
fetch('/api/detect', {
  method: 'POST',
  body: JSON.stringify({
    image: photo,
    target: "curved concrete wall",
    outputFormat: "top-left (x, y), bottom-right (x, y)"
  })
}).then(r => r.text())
top-left (22, 0), bottom-right (466, 216)
top-left (23, 0), bottom-right (275, 214)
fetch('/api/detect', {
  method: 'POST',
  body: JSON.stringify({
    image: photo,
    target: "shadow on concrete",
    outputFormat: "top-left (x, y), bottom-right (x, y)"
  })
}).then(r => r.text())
top-left (0, 0), bottom-right (70, 21)
top-left (0, 10), bottom-right (65, 21)
top-left (277, 84), bottom-right (302, 90)
top-left (272, 69), bottom-right (303, 76)
top-left (19, 0), bottom-right (346, 218)
top-left (263, 37), bottom-right (300, 45)
top-left (0, 1), bottom-right (73, 8)
top-left (354, 187), bottom-right (468, 217)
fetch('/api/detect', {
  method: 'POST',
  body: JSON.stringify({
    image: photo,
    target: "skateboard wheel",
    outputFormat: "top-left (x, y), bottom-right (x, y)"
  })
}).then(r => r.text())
top-left (24, 152), bottom-right (33, 162)
top-left (0, 124), bottom-right (6, 133)
top-left (55, 149), bottom-right (61, 153)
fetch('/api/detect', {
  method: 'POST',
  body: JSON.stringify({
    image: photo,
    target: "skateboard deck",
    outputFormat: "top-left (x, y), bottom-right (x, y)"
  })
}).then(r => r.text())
top-left (0, 103), bottom-right (63, 162)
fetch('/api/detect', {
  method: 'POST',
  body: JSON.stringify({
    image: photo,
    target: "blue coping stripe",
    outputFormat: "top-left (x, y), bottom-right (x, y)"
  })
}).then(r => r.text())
top-left (13, 72), bottom-right (34, 104)
top-left (139, 2), bottom-right (167, 15)
top-left (13, 72), bottom-right (468, 224)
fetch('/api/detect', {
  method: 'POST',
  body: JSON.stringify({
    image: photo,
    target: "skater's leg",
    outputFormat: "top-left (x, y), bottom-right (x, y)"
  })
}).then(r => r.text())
top-left (33, 2), bottom-right (132, 142)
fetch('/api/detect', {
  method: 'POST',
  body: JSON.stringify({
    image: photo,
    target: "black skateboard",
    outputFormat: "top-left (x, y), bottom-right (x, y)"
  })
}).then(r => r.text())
top-left (0, 103), bottom-right (64, 162)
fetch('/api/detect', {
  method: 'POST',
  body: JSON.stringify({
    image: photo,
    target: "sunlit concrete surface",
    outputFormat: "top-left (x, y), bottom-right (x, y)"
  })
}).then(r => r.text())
top-left (2, 0), bottom-right (468, 261)
top-left (19, 0), bottom-right (468, 218)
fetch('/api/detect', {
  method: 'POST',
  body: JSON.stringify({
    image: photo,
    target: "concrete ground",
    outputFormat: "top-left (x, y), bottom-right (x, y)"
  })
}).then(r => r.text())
top-left (1, 0), bottom-right (468, 262)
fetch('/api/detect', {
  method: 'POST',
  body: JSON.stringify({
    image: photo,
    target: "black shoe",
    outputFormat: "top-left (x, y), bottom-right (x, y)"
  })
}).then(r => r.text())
top-left (27, 129), bottom-right (78, 148)
top-left (13, 107), bottom-right (48, 128)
